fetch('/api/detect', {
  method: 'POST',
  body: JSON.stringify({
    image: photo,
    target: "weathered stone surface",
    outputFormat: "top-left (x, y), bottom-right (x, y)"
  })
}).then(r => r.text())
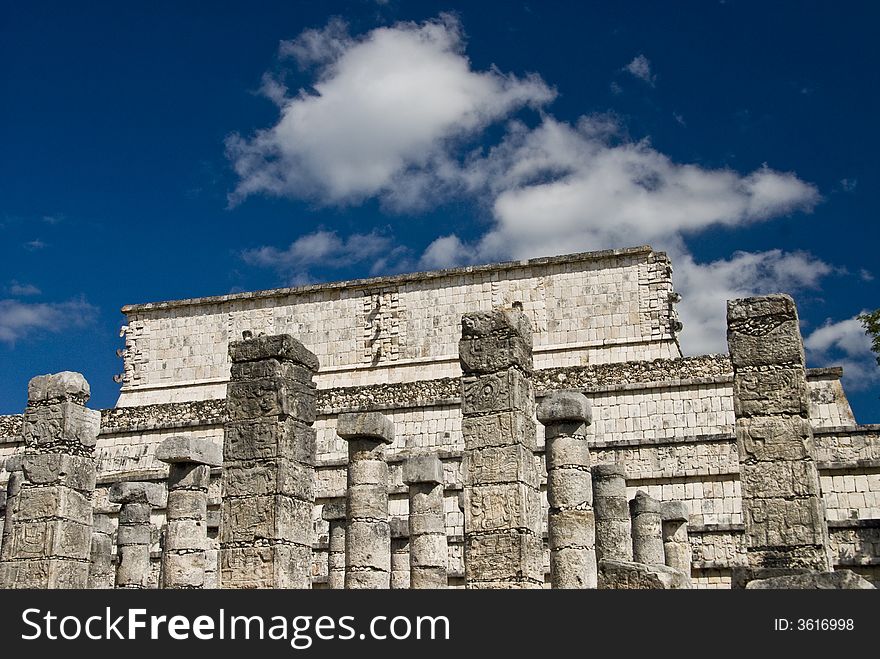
top-left (464, 444), bottom-right (538, 487)
top-left (403, 454), bottom-right (443, 485)
top-left (736, 416), bottom-right (815, 463)
top-left (726, 295), bottom-right (805, 368)
top-left (630, 491), bottom-right (665, 566)
top-left (14, 485), bottom-right (91, 523)
top-left (464, 532), bottom-right (543, 586)
top-left (745, 570), bottom-right (875, 589)
top-left (460, 413), bottom-right (537, 452)
top-left (598, 559), bottom-right (691, 589)
top-left (225, 419), bottom-right (316, 465)
top-left (223, 458), bottom-right (314, 501)
top-left (109, 481), bottom-right (165, 506)
top-left (660, 500), bottom-right (689, 522)
top-left (220, 495), bottom-right (312, 546)
top-left (156, 436), bottom-right (222, 467)
top-left (326, 514), bottom-right (346, 590)
top-left (228, 334), bottom-right (319, 371)
top-left (336, 411), bottom-right (394, 444)
top-left (733, 368), bottom-right (810, 418)
top-left (592, 464), bottom-right (632, 562)
top-left (88, 518), bottom-right (115, 589)
top-left (459, 334), bottom-right (532, 375)
top-left (220, 544), bottom-right (312, 589)
top-left (17, 454), bottom-right (96, 492)
top-left (168, 463), bottom-right (211, 491)
top-left (322, 500), bottom-right (346, 521)
top-left (227, 378), bottom-right (316, 423)
top-left (460, 309), bottom-right (532, 342)
top-left (537, 390), bottom-right (592, 425)
top-left (407, 473), bottom-right (447, 588)
top-left (28, 371), bottom-right (90, 404)
top-left (464, 483), bottom-right (541, 534)
top-left (22, 403), bottom-right (101, 448)
top-left (742, 496), bottom-right (828, 548)
top-left (661, 501), bottom-right (692, 577)
top-left (461, 369), bottom-right (533, 416)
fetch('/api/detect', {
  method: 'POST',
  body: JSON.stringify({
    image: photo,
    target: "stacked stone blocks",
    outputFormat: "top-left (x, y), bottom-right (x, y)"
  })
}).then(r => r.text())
top-left (221, 334), bottom-right (318, 588)
top-left (404, 454), bottom-right (448, 588)
top-left (459, 309), bottom-right (543, 588)
top-left (0, 372), bottom-right (99, 588)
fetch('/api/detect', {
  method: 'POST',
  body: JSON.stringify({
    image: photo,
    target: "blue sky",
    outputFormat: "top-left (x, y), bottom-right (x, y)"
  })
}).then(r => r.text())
top-left (1, 1), bottom-right (878, 420)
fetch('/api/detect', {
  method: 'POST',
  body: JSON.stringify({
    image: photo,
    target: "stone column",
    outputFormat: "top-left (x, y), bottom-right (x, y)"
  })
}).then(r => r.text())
top-left (157, 436), bottom-right (222, 589)
top-left (322, 500), bottom-right (346, 589)
top-left (660, 501), bottom-right (692, 575)
top-left (630, 491), bottom-right (664, 565)
top-left (0, 485), bottom-right (7, 558)
top-left (459, 309), bottom-right (542, 589)
top-left (592, 464), bottom-right (633, 562)
top-left (110, 481), bottom-right (164, 589)
top-left (0, 372), bottom-right (99, 589)
top-left (537, 391), bottom-right (596, 589)
top-left (221, 333), bottom-right (318, 589)
top-left (390, 517), bottom-right (411, 589)
top-left (404, 454), bottom-right (448, 589)
top-left (337, 411), bottom-right (394, 589)
top-left (88, 513), bottom-right (115, 588)
top-left (727, 294), bottom-right (831, 582)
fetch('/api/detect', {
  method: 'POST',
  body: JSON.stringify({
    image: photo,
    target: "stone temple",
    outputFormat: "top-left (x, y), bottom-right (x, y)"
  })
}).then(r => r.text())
top-left (0, 245), bottom-right (877, 589)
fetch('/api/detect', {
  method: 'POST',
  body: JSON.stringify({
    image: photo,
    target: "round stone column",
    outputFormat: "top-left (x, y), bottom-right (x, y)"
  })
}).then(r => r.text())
top-left (661, 501), bottom-right (692, 575)
top-left (110, 481), bottom-right (164, 589)
top-left (592, 464), bottom-right (633, 562)
top-left (322, 500), bottom-right (346, 589)
top-left (404, 454), bottom-right (448, 589)
top-left (630, 490), bottom-right (664, 565)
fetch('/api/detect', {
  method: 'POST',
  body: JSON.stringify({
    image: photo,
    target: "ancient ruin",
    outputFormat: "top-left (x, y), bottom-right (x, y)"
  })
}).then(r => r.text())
top-left (0, 246), bottom-right (876, 589)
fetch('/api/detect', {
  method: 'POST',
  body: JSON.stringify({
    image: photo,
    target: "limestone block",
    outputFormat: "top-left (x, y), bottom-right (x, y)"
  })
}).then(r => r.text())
top-left (460, 413), bottom-right (537, 452)
top-left (228, 334), bottom-right (319, 371)
top-left (224, 419), bottom-right (316, 465)
top-left (465, 531), bottom-right (543, 584)
top-left (168, 463), bottom-right (211, 490)
top-left (464, 482), bottom-right (541, 533)
top-left (403, 454), bottom-right (443, 485)
top-left (726, 294), bottom-right (805, 368)
top-left (220, 495), bottom-right (312, 546)
top-left (537, 390), bottom-right (592, 425)
top-left (733, 368), bottom-right (810, 418)
top-left (162, 552), bottom-right (207, 588)
top-left (410, 534), bottom-right (447, 569)
top-left (156, 436), bottom-right (222, 467)
top-left (389, 517), bottom-right (409, 540)
top-left (15, 454), bottom-right (96, 492)
top-left (345, 520), bottom-right (391, 571)
top-left (461, 368), bottom-right (533, 416)
top-left (552, 548), bottom-right (597, 589)
top-left (109, 481), bottom-right (165, 507)
top-left (164, 519), bottom-right (208, 551)
top-left (321, 500), bottom-right (346, 521)
top-left (459, 334), bottom-right (532, 375)
top-left (227, 378), bottom-right (316, 423)
top-left (14, 486), bottom-right (91, 523)
top-left (27, 371), bottom-right (90, 404)
top-left (230, 360), bottom-right (314, 383)
top-left (349, 459), bottom-right (389, 486)
top-left (745, 570), bottom-right (875, 589)
top-left (740, 461), bottom-right (821, 499)
top-left (598, 559), bottom-right (690, 589)
top-left (22, 402), bottom-right (101, 448)
top-left (220, 544), bottom-right (312, 589)
top-left (660, 500), bottom-right (689, 523)
top-left (8, 519), bottom-right (91, 560)
top-left (736, 416), bottom-right (815, 463)
top-left (0, 558), bottom-right (89, 588)
top-left (630, 491), bottom-right (665, 566)
top-left (548, 509), bottom-right (595, 550)
top-left (118, 502), bottom-right (152, 525)
top-left (223, 459), bottom-right (314, 501)
top-left (460, 309), bottom-right (532, 342)
top-left (464, 444), bottom-right (538, 487)
top-left (547, 469), bottom-right (592, 509)
top-left (346, 484), bottom-right (389, 519)
top-left (336, 411), bottom-right (394, 444)
top-left (743, 496), bottom-right (828, 548)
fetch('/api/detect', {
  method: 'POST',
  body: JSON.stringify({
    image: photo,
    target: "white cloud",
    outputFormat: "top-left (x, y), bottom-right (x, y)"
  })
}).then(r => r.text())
top-left (674, 250), bottom-right (832, 355)
top-left (228, 14), bottom-right (555, 208)
top-left (242, 229), bottom-right (404, 283)
top-left (8, 281), bottom-right (41, 296)
top-left (24, 239), bottom-right (46, 251)
top-left (805, 315), bottom-right (879, 389)
top-left (624, 54), bottom-right (656, 86)
top-left (0, 298), bottom-right (96, 344)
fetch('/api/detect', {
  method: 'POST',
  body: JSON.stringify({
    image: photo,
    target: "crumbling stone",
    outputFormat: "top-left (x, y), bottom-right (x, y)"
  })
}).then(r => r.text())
top-left (322, 500), bottom-right (346, 589)
top-left (727, 295), bottom-right (831, 583)
top-left (404, 454), bottom-right (447, 589)
top-left (110, 481), bottom-right (163, 589)
top-left (660, 501), bottom-right (692, 578)
top-left (537, 390), bottom-right (596, 589)
top-left (630, 490), bottom-right (664, 566)
top-left (390, 517), bottom-right (411, 590)
top-left (158, 436), bottom-right (217, 588)
top-left (0, 372), bottom-right (98, 589)
top-left (221, 333), bottom-right (318, 589)
top-left (87, 513), bottom-right (115, 588)
top-left (598, 559), bottom-right (691, 590)
top-left (460, 309), bottom-right (542, 589)
top-left (592, 464), bottom-right (633, 562)
top-left (745, 569), bottom-right (875, 589)
top-left (339, 410), bottom-right (393, 589)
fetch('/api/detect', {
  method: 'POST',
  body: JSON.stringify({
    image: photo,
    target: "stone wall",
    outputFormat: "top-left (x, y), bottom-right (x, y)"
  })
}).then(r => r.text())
top-left (116, 247), bottom-right (682, 406)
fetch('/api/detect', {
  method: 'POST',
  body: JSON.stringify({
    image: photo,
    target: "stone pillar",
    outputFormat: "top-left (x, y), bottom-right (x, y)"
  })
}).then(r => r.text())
top-left (404, 454), bottom-right (448, 589)
top-left (157, 436), bottom-right (222, 589)
top-left (592, 464), bottom-right (633, 562)
top-left (322, 500), bottom-right (346, 589)
top-left (630, 491), bottom-right (664, 565)
top-left (537, 391), bottom-right (596, 589)
top-left (727, 295), bottom-right (831, 582)
top-left (660, 501), bottom-right (692, 575)
top-left (459, 309), bottom-right (542, 589)
top-left (110, 481), bottom-right (164, 589)
top-left (88, 513), bottom-right (115, 588)
top-left (0, 485), bottom-right (7, 558)
top-left (337, 411), bottom-right (394, 589)
top-left (390, 517), bottom-right (411, 589)
top-left (0, 372), bottom-right (99, 589)
top-left (221, 333), bottom-right (318, 589)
